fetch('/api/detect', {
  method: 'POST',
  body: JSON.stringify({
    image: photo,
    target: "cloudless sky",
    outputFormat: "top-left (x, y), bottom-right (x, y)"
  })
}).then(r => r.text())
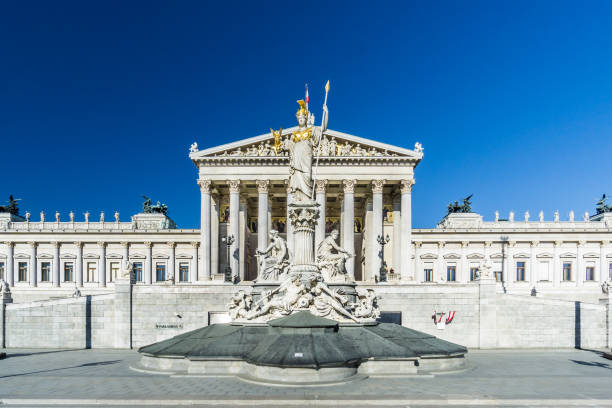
top-left (1, 1), bottom-right (611, 228)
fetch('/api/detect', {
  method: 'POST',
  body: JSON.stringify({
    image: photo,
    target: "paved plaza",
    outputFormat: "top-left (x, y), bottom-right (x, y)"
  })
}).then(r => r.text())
top-left (0, 348), bottom-right (612, 407)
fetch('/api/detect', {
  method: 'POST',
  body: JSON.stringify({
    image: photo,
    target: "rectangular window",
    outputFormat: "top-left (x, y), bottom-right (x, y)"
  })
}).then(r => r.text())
top-left (110, 262), bottom-right (120, 282)
top-left (0, 262), bottom-right (4, 280)
top-left (446, 266), bottom-right (456, 282)
top-left (18, 262), bottom-right (27, 282)
top-left (423, 268), bottom-right (433, 282)
top-left (470, 267), bottom-right (478, 281)
top-left (609, 263), bottom-right (612, 280)
top-left (156, 263), bottom-right (166, 282)
top-left (87, 262), bottom-right (97, 282)
top-left (133, 262), bottom-right (143, 282)
top-left (563, 262), bottom-right (572, 281)
top-left (41, 262), bottom-right (51, 282)
top-left (179, 262), bottom-right (189, 282)
top-left (516, 262), bottom-right (526, 281)
top-left (64, 262), bottom-right (74, 282)
top-left (585, 265), bottom-right (595, 281)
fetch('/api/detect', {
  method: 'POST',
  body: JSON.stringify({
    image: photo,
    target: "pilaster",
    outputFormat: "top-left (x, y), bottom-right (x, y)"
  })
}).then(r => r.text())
top-left (342, 179), bottom-right (356, 280)
top-left (198, 179), bottom-right (212, 280)
top-left (400, 178), bottom-right (414, 280)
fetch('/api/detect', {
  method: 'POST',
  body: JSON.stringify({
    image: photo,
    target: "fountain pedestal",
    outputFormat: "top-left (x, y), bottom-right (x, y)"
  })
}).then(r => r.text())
top-left (288, 201), bottom-right (320, 285)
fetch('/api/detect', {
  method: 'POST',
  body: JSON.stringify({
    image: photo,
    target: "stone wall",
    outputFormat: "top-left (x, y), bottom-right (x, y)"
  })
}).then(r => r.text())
top-left (1, 283), bottom-right (610, 350)
top-left (496, 294), bottom-right (608, 348)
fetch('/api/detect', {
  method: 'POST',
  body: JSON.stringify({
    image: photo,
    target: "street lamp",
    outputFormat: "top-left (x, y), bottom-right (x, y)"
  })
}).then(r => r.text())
top-left (221, 235), bottom-right (235, 283)
top-left (377, 234), bottom-right (390, 282)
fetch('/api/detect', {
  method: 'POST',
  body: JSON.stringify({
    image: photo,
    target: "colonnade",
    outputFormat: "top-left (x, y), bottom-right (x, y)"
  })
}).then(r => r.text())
top-left (197, 177), bottom-right (416, 282)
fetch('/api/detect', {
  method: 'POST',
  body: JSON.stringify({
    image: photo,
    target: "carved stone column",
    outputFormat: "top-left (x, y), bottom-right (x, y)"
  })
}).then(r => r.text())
top-left (286, 184), bottom-right (294, 256)
top-left (75, 241), bottom-right (83, 287)
top-left (371, 179), bottom-right (385, 282)
top-left (52, 241), bottom-right (60, 287)
top-left (120, 242), bottom-right (129, 280)
top-left (168, 242), bottom-right (176, 284)
top-left (228, 180), bottom-right (241, 281)
top-left (315, 179), bottom-right (328, 250)
top-left (392, 195), bottom-right (401, 276)
top-left (342, 180), bottom-right (356, 281)
top-left (288, 202), bottom-right (319, 278)
top-left (191, 241), bottom-right (199, 283)
top-left (400, 179), bottom-right (414, 280)
top-left (601, 240), bottom-right (609, 283)
top-left (98, 242), bottom-right (107, 287)
top-left (413, 241), bottom-right (422, 282)
top-left (4, 242), bottom-right (14, 287)
top-left (211, 193), bottom-right (219, 277)
top-left (144, 241), bottom-right (152, 285)
top-left (198, 179), bottom-right (212, 280)
top-left (256, 180), bottom-right (270, 273)
top-left (29, 242), bottom-right (37, 287)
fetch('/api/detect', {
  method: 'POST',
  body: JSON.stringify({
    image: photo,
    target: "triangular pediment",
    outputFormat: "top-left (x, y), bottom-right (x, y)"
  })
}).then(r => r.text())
top-left (189, 128), bottom-right (423, 162)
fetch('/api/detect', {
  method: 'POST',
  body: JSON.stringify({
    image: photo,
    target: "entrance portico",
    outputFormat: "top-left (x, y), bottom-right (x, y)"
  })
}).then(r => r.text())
top-left (190, 128), bottom-right (422, 282)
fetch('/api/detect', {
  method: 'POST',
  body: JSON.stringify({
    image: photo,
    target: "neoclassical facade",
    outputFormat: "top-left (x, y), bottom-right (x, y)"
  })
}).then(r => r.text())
top-left (1, 127), bottom-right (611, 303)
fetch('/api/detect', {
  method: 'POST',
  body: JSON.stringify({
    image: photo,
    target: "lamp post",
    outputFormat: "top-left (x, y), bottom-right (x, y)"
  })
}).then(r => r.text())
top-left (377, 234), bottom-right (391, 282)
top-left (221, 235), bottom-right (235, 283)
top-left (500, 235), bottom-right (509, 292)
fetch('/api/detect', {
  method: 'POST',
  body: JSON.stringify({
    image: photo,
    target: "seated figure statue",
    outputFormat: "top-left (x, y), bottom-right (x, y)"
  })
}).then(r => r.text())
top-left (316, 229), bottom-right (352, 282)
top-left (256, 230), bottom-right (290, 281)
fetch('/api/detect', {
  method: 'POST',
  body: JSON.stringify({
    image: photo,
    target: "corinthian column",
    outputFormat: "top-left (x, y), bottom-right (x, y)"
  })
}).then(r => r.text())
top-left (5, 242), bottom-right (14, 287)
top-left (144, 241), bottom-right (152, 285)
top-left (228, 180), bottom-right (241, 281)
top-left (343, 179), bottom-right (356, 280)
top-left (256, 180), bottom-right (270, 266)
top-left (52, 241), bottom-right (60, 287)
top-left (286, 184), bottom-right (294, 255)
top-left (392, 195), bottom-right (401, 276)
top-left (400, 179), bottom-right (415, 280)
top-left (98, 242), bottom-right (107, 287)
top-left (371, 179), bottom-right (385, 282)
top-left (29, 242), bottom-right (37, 287)
top-left (75, 241), bottom-right (83, 287)
top-left (198, 179), bottom-right (212, 280)
top-left (315, 179), bottom-right (328, 249)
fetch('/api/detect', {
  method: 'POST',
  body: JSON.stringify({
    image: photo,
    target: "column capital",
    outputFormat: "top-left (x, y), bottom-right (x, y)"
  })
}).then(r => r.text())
top-left (256, 179), bottom-right (270, 193)
top-left (508, 240), bottom-right (517, 247)
top-left (484, 241), bottom-right (493, 248)
top-left (198, 179), bottom-right (212, 193)
top-left (531, 240), bottom-right (540, 247)
top-left (578, 240), bottom-right (586, 247)
top-left (74, 241), bottom-right (83, 248)
top-left (97, 241), bottom-right (107, 248)
top-left (315, 179), bottom-right (328, 193)
top-left (438, 241), bottom-right (445, 248)
top-left (190, 241), bottom-right (200, 248)
top-left (400, 178), bottom-right (415, 193)
top-left (414, 241), bottom-right (422, 248)
top-left (4, 241), bottom-right (15, 248)
top-left (227, 179), bottom-right (241, 193)
top-left (167, 241), bottom-right (176, 248)
top-left (342, 179), bottom-right (356, 194)
top-left (51, 241), bottom-right (60, 248)
top-left (553, 240), bottom-right (562, 247)
top-left (143, 241), bottom-right (152, 248)
top-left (601, 240), bottom-right (610, 247)
top-left (120, 241), bottom-right (129, 248)
top-left (28, 241), bottom-right (38, 248)
top-left (461, 241), bottom-right (470, 248)
top-left (371, 179), bottom-right (386, 194)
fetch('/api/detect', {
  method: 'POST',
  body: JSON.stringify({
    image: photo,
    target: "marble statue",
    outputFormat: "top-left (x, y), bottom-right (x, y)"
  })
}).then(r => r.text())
top-left (0, 278), bottom-right (9, 295)
top-left (247, 273), bottom-right (307, 320)
top-left (189, 142), bottom-right (198, 153)
top-left (120, 260), bottom-right (133, 280)
top-left (584, 211), bottom-right (589, 221)
top-left (414, 142), bottom-right (423, 153)
top-left (554, 210), bottom-right (559, 222)
top-left (284, 99), bottom-right (328, 202)
top-left (0, 195), bottom-right (20, 215)
top-left (539, 211), bottom-right (544, 222)
top-left (477, 260), bottom-right (493, 280)
top-left (228, 290), bottom-right (253, 320)
top-left (25, 211), bottom-right (30, 221)
top-left (352, 288), bottom-right (380, 319)
top-left (495, 211), bottom-right (499, 222)
top-left (316, 229), bottom-right (351, 282)
top-left (114, 211), bottom-right (120, 222)
top-left (569, 210), bottom-right (574, 222)
top-left (524, 211), bottom-right (530, 222)
top-left (100, 211), bottom-right (105, 223)
top-left (55, 211), bottom-right (60, 222)
top-left (509, 211), bottom-right (514, 222)
top-left (40, 211), bottom-right (45, 222)
top-left (69, 211), bottom-right (74, 222)
top-left (256, 230), bottom-right (290, 281)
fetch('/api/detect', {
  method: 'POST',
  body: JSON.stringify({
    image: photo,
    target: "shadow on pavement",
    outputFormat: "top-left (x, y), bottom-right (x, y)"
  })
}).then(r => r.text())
top-left (0, 360), bottom-right (122, 378)
top-left (1, 349), bottom-right (83, 359)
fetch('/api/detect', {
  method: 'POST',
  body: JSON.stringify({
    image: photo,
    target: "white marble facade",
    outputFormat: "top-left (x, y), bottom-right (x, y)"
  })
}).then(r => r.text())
top-left (0, 128), bottom-right (611, 302)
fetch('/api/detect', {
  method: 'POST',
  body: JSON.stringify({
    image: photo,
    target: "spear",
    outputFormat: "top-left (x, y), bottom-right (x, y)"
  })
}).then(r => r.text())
top-left (311, 80), bottom-right (330, 199)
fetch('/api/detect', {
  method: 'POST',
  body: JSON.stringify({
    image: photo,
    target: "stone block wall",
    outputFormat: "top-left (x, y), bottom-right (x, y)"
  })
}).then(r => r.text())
top-left (1, 283), bottom-right (610, 350)
top-left (496, 294), bottom-right (607, 348)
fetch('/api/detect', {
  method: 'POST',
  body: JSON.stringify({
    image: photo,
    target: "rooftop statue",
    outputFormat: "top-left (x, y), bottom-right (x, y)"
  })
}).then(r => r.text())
top-left (596, 194), bottom-right (611, 215)
top-left (0, 195), bottom-right (21, 216)
top-left (447, 194), bottom-right (473, 214)
top-left (142, 195), bottom-right (169, 216)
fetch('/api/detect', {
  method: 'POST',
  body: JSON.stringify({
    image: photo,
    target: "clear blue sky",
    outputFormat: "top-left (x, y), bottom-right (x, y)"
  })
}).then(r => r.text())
top-left (1, 1), bottom-right (611, 228)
